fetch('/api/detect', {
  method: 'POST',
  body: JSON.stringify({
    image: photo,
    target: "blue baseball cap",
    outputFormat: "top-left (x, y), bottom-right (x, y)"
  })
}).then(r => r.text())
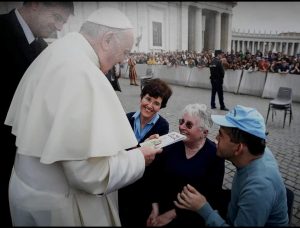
top-left (211, 105), bottom-right (267, 139)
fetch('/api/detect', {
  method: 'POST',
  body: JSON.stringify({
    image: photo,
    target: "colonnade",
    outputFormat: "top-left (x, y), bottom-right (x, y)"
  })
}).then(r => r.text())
top-left (184, 3), bottom-right (233, 53)
top-left (231, 31), bottom-right (300, 56)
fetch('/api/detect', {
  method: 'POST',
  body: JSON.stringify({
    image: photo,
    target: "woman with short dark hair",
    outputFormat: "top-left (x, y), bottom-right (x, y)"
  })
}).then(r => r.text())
top-left (119, 78), bottom-right (173, 227)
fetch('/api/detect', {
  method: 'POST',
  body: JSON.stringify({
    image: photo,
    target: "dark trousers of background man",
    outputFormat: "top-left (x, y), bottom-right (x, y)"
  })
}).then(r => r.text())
top-left (210, 79), bottom-right (225, 109)
top-left (1, 125), bottom-right (16, 227)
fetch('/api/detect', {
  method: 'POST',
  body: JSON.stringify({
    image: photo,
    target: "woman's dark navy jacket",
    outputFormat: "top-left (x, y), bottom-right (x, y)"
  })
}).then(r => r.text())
top-left (118, 111), bottom-right (169, 227)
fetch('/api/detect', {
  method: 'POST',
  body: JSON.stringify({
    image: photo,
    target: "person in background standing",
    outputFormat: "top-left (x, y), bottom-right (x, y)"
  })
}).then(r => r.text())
top-left (128, 55), bottom-right (139, 86)
top-left (105, 62), bottom-right (122, 92)
top-left (0, 2), bottom-right (74, 226)
top-left (209, 50), bottom-right (229, 111)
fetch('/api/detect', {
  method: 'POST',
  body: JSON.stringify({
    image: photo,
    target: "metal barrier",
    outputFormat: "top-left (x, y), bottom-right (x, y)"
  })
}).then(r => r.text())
top-left (238, 70), bottom-right (267, 97)
top-left (120, 64), bottom-right (300, 102)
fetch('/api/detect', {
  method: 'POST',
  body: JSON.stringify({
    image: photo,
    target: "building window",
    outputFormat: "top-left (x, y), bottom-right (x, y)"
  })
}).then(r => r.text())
top-left (153, 21), bottom-right (162, 47)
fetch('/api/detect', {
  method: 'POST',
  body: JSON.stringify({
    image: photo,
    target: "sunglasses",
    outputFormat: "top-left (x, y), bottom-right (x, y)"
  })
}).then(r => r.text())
top-left (179, 118), bottom-right (194, 129)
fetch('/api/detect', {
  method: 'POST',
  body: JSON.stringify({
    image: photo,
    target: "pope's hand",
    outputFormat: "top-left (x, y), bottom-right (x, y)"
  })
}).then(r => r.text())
top-left (145, 134), bottom-right (160, 141)
top-left (139, 146), bottom-right (162, 166)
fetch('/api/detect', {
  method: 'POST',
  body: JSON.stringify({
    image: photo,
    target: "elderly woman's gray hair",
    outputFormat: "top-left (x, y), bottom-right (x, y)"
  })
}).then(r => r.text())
top-left (181, 103), bottom-right (213, 130)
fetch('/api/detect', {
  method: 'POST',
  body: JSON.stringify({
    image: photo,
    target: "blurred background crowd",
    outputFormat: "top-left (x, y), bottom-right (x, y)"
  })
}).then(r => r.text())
top-left (128, 50), bottom-right (300, 74)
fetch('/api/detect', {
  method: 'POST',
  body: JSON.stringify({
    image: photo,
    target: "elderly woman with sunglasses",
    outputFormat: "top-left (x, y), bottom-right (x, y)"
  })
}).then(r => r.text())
top-left (146, 103), bottom-right (225, 227)
top-left (119, 78), bottom-right (173, 227)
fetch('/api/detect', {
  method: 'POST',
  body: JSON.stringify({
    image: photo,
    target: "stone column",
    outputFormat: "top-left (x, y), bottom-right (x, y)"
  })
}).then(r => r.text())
top-left (285, 42), bottom-right (288, 55)
top-left (214, 11), bottom-right (221, 50)
top-left (279, 42), bottom-right (282, 53)
top-left (227, 13), bottom-right (233, 52)
top-left (181, 3), bottom-right (189, 51)
top-left (195, 7), bottom-right (203, 52)
top-left (272, 42), bottom-right (276, 52)
top-left (246, 40), bottom-right (250, 52)
top-left (241, 41), bottom-right (245, 53)
top-left (237, 40), bottom-right (240, 52)
top-left (291, 42), bottom-right (295, 56)
top-left (251, 41), bottom-right (254, 54)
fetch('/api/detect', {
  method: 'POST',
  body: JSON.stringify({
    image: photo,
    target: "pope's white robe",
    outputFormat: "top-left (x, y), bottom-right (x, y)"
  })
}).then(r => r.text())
top-left (5, 32), bottom-right (145, 226)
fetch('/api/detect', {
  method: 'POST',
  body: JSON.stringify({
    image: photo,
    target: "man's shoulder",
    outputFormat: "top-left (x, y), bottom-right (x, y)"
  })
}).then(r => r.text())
top-left (210, 58), bottom-right (220, 66)
top-left (0, 10), bottom-right (22, 40)
top-left (0, 10), bottom-right (15, 25)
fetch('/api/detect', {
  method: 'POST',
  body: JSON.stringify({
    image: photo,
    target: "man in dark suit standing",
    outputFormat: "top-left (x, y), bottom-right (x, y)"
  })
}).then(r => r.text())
top-left (105, 62), bottom-right (122, 92)
top-left (0, 2), bottom-right (74, 226)
top-left (209, 50), bottom-right (229, 111)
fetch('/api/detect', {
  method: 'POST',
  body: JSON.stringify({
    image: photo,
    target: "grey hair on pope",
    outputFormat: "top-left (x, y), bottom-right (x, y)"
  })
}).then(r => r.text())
top-left (181, 103), bottom-right (213, 131)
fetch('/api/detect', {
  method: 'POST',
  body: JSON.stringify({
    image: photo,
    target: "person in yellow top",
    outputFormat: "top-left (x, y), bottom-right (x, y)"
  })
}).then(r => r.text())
top-left (147, 55), bottom-right (157, 65)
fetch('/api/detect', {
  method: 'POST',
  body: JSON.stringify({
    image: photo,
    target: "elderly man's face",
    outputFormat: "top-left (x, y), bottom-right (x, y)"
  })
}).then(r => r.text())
top-left (112, 30), bottom-right (134, 63)
top-left (102, 30), bottom-right (132, 72)
top-left (99, 29), bottom-right (134, 74)
top-left (32, 4), bottom-right (72, 38)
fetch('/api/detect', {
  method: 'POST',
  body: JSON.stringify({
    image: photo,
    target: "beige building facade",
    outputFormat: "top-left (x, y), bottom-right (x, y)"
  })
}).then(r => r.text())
top-left (3, 2), bottom-right (300, 56)
top-left (0, 1), bottom-right (236, 53)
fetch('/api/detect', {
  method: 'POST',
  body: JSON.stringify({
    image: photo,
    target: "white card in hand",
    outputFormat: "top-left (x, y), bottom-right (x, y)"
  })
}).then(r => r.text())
top-left (140, 132), bottom-right (186, 149)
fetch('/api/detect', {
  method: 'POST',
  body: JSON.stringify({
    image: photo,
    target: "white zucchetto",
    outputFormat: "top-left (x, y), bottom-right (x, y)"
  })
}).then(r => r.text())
top-left (86, 7), bottom-right (133, 29)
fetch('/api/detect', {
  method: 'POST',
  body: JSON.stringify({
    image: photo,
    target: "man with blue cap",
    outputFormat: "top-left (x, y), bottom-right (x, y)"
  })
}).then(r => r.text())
top-left (174, 105), bottom-right (288, 226)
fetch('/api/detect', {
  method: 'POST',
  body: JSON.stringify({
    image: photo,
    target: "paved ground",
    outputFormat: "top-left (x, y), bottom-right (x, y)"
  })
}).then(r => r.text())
top-left (117, 77), bottom-right (300, 226)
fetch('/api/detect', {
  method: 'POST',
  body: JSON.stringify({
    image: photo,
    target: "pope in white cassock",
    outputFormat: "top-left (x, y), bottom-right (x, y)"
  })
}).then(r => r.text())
top-left (5, 7), bottom-right (162, 226)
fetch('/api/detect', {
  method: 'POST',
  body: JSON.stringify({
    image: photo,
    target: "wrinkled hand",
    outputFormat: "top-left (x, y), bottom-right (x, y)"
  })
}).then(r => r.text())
top-left (174, 184), bottom-right (206, 211)
top-left (146, 203), bottom-right (159, 226)
top-left (139, 146), bottom-right (162, 166)
top-left (147, 209), bottom-right (176, 227)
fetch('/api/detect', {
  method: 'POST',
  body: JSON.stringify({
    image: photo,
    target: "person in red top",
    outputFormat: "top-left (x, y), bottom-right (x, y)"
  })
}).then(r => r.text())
top-left (258, 58), bottom-right (270, 72)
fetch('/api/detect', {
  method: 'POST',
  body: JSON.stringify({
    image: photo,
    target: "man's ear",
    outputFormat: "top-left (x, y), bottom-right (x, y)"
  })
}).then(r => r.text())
top-left (234, 143), bottom-right (244, 156)
top-left (101, 31), bottom-right (114, 51)
top-left (30, 2), bottom-right (41, 11)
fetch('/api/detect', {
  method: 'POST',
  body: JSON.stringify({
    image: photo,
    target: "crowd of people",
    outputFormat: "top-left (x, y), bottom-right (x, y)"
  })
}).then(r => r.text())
top-left (1, 2), bottom-right (291, 227)
top-left (128, 49), bottom-right (300, 74)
